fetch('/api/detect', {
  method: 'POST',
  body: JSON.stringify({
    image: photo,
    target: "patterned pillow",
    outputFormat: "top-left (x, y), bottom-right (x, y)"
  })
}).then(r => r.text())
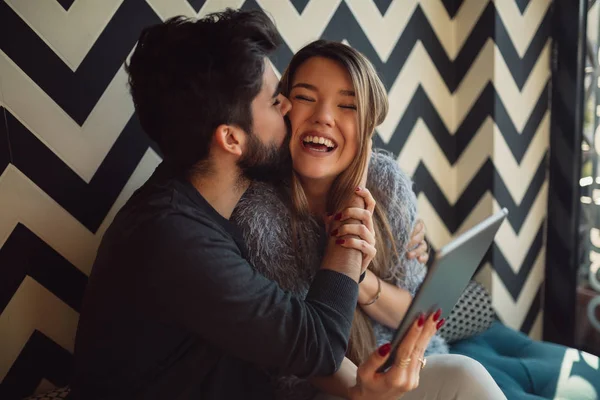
top-left (23, 386), bottom-right (70, 400)
top-left (437, 281), bottom-right (497, 343)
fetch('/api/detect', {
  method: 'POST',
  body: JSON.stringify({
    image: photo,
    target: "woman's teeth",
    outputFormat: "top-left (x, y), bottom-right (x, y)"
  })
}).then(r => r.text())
top-left (302, 136), bottom-right (335, 149)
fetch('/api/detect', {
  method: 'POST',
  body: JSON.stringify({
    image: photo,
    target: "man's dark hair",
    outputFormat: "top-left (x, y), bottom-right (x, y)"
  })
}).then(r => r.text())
top-left (125, 9), bottom-right (281, 172)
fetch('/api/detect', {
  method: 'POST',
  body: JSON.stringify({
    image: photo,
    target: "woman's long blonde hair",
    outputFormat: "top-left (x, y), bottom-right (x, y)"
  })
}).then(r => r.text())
top-left (279, 40), bottom-right (401, 364)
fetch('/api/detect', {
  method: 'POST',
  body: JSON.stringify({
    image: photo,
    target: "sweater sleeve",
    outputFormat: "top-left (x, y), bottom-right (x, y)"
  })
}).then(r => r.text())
top-left (367, 150), bottom-right (449, 355)
top-left (141, 213), bottom-right (358, 378)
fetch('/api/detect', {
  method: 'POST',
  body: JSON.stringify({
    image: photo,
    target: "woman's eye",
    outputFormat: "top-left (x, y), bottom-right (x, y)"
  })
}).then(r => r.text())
top-left (294, 95), bottom-right (314, 102)
top-left (340, 105), bottom-right (357, 110)
top-left (273, 99), bottom-right (281, 106)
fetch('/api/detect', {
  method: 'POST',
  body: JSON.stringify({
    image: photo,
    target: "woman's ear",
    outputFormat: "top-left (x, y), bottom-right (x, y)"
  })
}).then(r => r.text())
top-left (213, 124), bottom-right (244, 157)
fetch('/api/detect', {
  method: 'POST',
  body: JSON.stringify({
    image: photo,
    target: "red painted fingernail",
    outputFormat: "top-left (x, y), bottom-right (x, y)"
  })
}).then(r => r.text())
top-left (355, 186), bottom-right (361, 191)
top-left (436, 318), bottom-right (445, 330)
top-left (378, 343), bottom-right (391, 357)
top-left (433, 309), bottom-right (442, 322)
top-left (334, 213), bottom-right (342, 220)
top-left (330, 229), bottom-right (339, 236)
top-left (417, 314), bottom-right (425, 327)
top-left (335, 239), bottom-right (345, 245)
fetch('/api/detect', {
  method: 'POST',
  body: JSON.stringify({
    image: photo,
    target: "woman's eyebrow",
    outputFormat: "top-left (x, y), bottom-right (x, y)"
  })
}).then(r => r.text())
top-left (292, 82), bottom-right (355, 97)
top-left (291, 82), bottom-right (317, 91)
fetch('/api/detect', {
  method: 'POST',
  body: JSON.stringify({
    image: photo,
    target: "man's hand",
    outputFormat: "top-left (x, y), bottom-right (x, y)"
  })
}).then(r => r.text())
top-left (406, 219), bottom-right (429, 264)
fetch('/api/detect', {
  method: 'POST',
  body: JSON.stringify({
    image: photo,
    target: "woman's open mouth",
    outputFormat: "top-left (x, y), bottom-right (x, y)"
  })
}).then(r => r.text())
top-left (301, 135), bottom-right (337, 153)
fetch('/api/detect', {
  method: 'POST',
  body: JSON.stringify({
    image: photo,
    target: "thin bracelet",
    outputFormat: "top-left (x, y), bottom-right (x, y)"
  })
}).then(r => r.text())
top-left (360, 275), bottom-right (381, 306)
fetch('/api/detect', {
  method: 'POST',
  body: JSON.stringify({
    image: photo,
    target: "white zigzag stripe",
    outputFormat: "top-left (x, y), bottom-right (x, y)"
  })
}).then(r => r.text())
top-left (493, 0), bottom-right (551, 58)
top-left (529, 310), bottom-right (543, 340)
top-left (397, 111), bottom-right (548, 206)
top-left (0, 277), bottom-right (79, 382)
top-left (416, 176), bottom-right (547, 272)
top-left (257, 0), bottom-right (343, 54)
top-left (0, 50), bottom-right (133, 183)
top-left (5, 0), bottom-right (123, 71)
top-left (416, 189), bottom-right (495, 251)
top-left (378, 39), bottom-right (550, 140)
top-left (420, 0), bottom-right (488, 61)
top-left (397, 119), bottom-right (455, 201)
top-left (456, 38), bottom-right (550, 132)
top-left (492, 245), bottom-right (544, 330)
top-left (494, 183), bottom-right (547, 273)
top-left (493, 112), bottom-right (549, 203)
top-left (0, 150), bottom-right (161, 277)
top-left (344, 0), bottom-right (418, 63)
top-left (147, 0), bottom-right (245, 21)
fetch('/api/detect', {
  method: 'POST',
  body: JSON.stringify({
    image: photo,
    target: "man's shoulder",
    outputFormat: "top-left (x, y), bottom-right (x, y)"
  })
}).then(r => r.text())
top-left (111, 179), bottom-right (230, 245)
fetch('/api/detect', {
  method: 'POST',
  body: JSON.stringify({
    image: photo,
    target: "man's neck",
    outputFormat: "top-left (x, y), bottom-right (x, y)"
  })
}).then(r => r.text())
top-left (188, 170), bottom-right (248, 220)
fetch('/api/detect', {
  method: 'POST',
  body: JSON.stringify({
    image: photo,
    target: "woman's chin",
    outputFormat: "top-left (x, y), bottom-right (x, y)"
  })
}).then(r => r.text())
top-left (293, 167), bottom-right (336, 183)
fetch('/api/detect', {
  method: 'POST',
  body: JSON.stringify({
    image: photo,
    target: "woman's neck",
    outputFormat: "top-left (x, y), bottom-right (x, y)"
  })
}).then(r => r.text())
top-left (299, 176), bottom-right (334, 217)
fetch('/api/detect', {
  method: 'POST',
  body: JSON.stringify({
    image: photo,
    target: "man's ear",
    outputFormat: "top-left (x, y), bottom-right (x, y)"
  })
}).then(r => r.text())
top-left (213, 124), bottom-right (245, 157)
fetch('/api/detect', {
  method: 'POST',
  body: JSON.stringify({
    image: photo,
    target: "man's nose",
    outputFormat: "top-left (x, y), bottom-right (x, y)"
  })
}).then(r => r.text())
top-left (280, 95), bottom-right (292, 116)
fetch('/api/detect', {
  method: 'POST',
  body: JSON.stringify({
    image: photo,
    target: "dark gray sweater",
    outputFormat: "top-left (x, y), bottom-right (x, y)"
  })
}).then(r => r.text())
top-left (232, 150), bottom-right (449, 399)
top-left (69, 162), bottom-right (360, 400)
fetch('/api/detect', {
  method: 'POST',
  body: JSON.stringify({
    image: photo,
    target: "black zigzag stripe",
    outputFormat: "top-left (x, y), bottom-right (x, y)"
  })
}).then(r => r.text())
top-left (373, 86), bottom-right (455, 160)
top-left (374, 80), bottom-right (548, 164)
top-left (441, 0), bottom-right (464, 19)
top-left (520, 284), bottom-right (542, 334)
top-left (453, 3), bottom-right (551, 92)
top-left (254, 2), bottom-right (549, 95)
top-left (0, 0), bottom-right (161, 125)
top-left (515, 0), bottom-right (533, 14)
top-left (456, 82), bottom-right (549, 164)
top-left (492, 223), bottom-right (544, 301)
top-left (0, 330), bottom-right (72, 400)
top-left (0, 107), bottom-right (154, 233)
top-left (412, 153), bottom-right (547, 235)
top-left (327, 4), bottom-right (549, 93)
top-left (0, 223), bottom-right (87, 315)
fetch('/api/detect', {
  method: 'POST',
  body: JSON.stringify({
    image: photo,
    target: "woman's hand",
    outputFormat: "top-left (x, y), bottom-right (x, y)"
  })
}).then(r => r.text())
top-left (328, 187), bottom-right (377, 272)
top-left (406, 219), bottom-right (429, 264)
top-left (348, 310), bottom-right (444, 400)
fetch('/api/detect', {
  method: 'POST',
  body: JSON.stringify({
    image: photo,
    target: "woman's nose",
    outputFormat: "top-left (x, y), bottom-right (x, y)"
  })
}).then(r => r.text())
top-left (312, 103), bottom-right (334, 127)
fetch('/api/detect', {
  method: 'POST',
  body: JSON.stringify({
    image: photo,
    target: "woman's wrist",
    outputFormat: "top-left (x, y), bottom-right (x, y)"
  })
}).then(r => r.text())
top-left (357, 270), bottom-right (378, 304)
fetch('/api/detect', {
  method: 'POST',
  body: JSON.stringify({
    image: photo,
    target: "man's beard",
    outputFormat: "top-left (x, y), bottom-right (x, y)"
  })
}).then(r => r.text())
top-left (237, 128), bottom-right (291, 184)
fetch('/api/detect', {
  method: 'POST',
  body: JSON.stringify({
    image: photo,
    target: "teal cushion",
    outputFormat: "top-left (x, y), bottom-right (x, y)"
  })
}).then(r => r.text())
top-left (450, 321), bottom-right (600, 399)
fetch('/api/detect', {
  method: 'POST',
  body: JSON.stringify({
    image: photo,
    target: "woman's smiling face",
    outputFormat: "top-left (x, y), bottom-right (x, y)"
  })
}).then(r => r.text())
top-left (287, 56), bottom-right (359, 184)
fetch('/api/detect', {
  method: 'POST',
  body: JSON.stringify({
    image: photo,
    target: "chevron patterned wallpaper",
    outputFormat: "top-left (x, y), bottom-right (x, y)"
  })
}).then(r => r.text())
top-left (0, 0), bottom-right (551, 397)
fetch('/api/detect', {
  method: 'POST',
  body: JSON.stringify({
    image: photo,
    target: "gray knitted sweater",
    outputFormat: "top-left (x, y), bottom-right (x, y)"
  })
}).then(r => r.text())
top-left (231, 150), bottom-right (448, 398)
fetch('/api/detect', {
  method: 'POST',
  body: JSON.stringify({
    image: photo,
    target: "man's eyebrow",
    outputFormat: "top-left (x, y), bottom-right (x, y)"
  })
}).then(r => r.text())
top-left (292, 82), bottom-right (355, 97)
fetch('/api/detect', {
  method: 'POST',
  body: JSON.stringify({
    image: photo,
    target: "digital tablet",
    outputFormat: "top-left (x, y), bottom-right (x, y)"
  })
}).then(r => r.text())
top-left (377, 208), bottom-right (508, 372)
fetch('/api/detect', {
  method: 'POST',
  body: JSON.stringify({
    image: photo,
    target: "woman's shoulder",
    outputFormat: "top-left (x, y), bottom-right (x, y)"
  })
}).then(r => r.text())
top-left (232, 181), bottom-right (291, 230)
top-left (367, 149), bottom-right (416, 207)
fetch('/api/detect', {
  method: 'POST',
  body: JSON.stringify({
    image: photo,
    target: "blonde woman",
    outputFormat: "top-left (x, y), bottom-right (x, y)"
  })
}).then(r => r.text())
top-left (231, 40), bottom-right (505, 400)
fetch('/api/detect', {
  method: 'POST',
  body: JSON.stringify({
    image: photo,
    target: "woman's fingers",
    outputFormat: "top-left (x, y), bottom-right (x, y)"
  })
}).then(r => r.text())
top-left (407, 240), bottom-right (428, 261)
top-left (405, 309), bottom-right (441, 388)
top-left (354, 187), bottom-right (376, 215)
top-left (384, 313), bottom-right (427, 386)
top-left (332, 223), bottom-right (375, 246)
top-left (334, 208), bottom-right (374, 234)
top-left (356, 342), bottom-right (393, 382)
top-left (406, 220), bottom-right (425, 251)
